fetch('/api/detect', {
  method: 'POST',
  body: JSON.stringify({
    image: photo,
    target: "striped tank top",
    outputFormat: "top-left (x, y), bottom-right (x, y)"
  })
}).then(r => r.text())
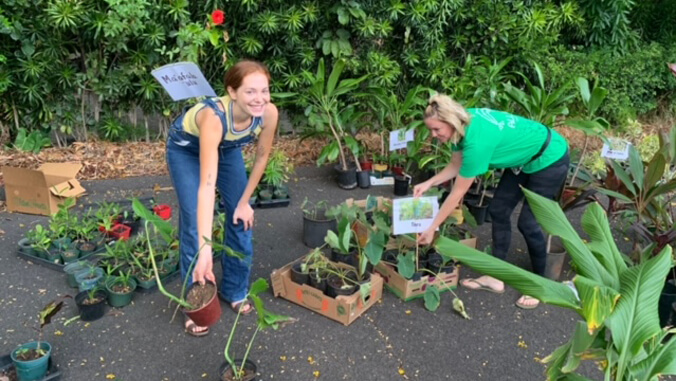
top-left (181, 96), bottom-right (263, 141)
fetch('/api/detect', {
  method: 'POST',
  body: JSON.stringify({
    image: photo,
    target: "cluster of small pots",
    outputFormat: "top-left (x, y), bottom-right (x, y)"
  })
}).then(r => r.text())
top-left (381, 247), bottom-right (457, 281)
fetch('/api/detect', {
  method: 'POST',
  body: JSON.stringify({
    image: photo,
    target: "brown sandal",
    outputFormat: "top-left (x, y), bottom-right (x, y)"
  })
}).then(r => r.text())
top-left (231, 300), bottom-right (254, 315)
top-left (184, 320), bottom-right (210, 337)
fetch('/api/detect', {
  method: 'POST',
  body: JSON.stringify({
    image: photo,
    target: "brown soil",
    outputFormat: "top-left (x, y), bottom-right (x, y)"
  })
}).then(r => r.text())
top-left (81, 295), bottom-right (104, 305)
top-left (221, 365), bottom-right (256, 381)
top-left (13, 348), bottom-right (45, 362)
top-left (110, 283), bottom-right (132, 293)
top-left (185, 282), bottom-right (216, 310)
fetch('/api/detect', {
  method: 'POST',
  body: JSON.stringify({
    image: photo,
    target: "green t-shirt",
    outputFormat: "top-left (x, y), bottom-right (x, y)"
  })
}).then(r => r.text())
top-left (452, 109), bottom-right (568, 177)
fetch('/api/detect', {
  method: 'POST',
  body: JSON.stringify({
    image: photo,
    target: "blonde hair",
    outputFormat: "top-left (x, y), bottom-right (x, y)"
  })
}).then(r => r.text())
top-left (424, 94), bottom-right (470, 145)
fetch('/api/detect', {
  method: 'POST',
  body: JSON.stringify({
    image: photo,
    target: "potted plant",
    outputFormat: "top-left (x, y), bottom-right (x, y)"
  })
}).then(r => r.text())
top-left (132, 198), bottom-right (234, 327)
top-left (27, 224), bottom-right (51, 259)
top-left (301, 198), bottom-right (337, 248)
top-left (105, 269), bottom-right (137, 308)
top-left (75, 266), bottom-right (105, 292)
top-left (219, 278), bottom-right (295, 381)
top-left (436, 187), bottom-right (676, 379)
top-left (261, 150), bottom-right (293, 201)
top-left (10, 296), bottom-right (70, 381)
top-left (48, 197), bottom-right (77, 251)
top-left (306, 58), bottom-right (369, 190)
top-left (75, 286), bottom-right (107, 322)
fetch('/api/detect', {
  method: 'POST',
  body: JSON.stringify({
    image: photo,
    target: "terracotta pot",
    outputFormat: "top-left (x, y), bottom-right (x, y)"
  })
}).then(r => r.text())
top-left (183, 281), bottom-right (222, 327)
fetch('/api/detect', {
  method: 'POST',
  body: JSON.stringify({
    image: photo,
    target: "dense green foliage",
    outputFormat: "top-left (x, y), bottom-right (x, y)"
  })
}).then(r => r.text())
top-left (1, 0), bottom-right (675, 146)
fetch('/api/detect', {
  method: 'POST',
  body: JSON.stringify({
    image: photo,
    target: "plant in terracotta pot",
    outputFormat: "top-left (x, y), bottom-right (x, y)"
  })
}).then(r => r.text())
top-left (132, 198), bottom-right (242, 327)
top-left (220, 278), bottom-right (295, 381)
top-left (11, 295), bottom-right (70, 381)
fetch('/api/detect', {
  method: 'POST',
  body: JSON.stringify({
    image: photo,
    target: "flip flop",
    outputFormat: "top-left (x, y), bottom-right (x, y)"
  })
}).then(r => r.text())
top-left (460, 278), bottom-right (505, 294)
top-left (184, 321), bottom-right (209, 337)
top-left (231, 300), bottom-right (254, 315)
top-left (515, 295), bottom-right (540, 310)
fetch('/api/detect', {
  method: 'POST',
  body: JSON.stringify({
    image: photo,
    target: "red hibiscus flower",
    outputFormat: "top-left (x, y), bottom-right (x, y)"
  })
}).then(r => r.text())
top-left (211, 9), bottom-right (225, 25)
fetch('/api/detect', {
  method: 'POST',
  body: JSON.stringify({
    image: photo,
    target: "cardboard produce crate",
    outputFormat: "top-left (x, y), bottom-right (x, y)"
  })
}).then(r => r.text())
top-left (271, 257), bottom-right (383, 326)
top-left (2, 162), bottom-right (86, 215)
top-left (375, 236), bottom-right (477, 301)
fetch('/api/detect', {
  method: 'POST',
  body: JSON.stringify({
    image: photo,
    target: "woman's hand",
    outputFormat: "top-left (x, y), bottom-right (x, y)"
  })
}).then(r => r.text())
top-left (417, 228), bottom-right (436, 246)
top-left (233, 202), bottom-right (254, 230)
top-left (193, 248), bottom-right (216, 285)
top-left (413, 180), bottom-right (433, 198)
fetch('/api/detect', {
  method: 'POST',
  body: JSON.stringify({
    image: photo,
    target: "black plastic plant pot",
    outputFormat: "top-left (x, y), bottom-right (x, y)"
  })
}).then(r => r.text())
top-left (330, 249), bottom-right (358, 267)
top-left (426, 252), bottom-right (443, 274)
top-left (290, 263), bottom-right (310, 286)
top-left (308, 274), bottom-right (328, 295)
top-left (302, 213), bottom-right (337, 248)
top-left (75, 289), bottom-right (108, 322)
top-left (326, 273), bottom-right (358, 298)
top-left (467, 201), bottom-right (489, 225)
top-left (357, 170), bottom-right (371, 189)
top-left (334, 164), bottom-right (357, 190)
top-left (219, 359), bottom-right (257, 381)
top-left (393, 175), bottom-right (409, 196)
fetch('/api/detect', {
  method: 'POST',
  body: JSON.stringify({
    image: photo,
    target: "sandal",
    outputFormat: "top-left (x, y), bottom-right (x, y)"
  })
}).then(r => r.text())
top-left (231, 300), bottom-right (254, 315)
top-left (460, 277), bottom-right (505, 294)
top-left (184, 319), bottom-right (210, 337)
top-left (515, 295), bottom-right (540, 310)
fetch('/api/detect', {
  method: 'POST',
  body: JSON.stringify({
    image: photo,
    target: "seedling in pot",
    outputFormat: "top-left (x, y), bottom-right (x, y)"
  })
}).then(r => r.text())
top-left (221, 278), bottom-right (296, 381)
top-left (28, 224), bottom-right (52, 257)
top-left (14, 295), bottom-right (71, 361)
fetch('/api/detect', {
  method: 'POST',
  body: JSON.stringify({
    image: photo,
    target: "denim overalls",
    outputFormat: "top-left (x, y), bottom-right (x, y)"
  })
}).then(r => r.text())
top-left (166, 98), bottom-right (259, 304)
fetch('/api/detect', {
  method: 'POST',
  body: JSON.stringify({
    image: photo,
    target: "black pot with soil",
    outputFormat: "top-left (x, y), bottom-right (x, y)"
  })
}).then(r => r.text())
top-left (219, 359), bottom-right (257, 381)
top-left (308, 272), bottom-right (328, 295)
top-left (290, 262), bottom-right (310, 286)
top-left (330, 249), bottom-right (358, 267)
top-left (327, 272), bottom-right (358, 298)
top-left (393, 175), bottom-right (409, 196)
top-left (302, 209), bottom-right (337, 248)
top-left (335, 164), bottom-right (357, 190)
top-left (466, 199), bottom-right (490, 225)
top-left (75, 289), bottom-right (108, 322)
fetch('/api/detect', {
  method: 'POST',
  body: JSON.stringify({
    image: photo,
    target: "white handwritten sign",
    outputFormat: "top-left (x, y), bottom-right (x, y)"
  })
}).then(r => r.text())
top-left (152, 62), bottom-right (217, 101)
top-left (601, 138), bottom-right (630, 161)
top-left (389, 128), bottom-right (415, 151)
top-left (392, 197), bottom-right (439, 235)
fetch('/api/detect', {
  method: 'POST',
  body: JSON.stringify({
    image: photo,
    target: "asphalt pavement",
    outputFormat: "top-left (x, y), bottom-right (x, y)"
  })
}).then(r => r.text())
top-left (0, 166), bottom-right (593, 381)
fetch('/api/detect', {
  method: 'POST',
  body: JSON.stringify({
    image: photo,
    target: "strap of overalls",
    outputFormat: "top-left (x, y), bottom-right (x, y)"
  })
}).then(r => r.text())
top-left (201, 98), bottom-right (229, 141)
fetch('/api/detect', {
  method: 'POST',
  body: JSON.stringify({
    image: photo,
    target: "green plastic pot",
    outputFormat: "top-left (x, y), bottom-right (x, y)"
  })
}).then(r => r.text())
top-left (44, 249), bottom-right (62, 264)
top-left (18, 238), bottom-right (37, 257)
top-left (63, 261), bottom-right (92, 288)
top-left (11, 341), bottom-right (51, 381)
top-left (105, 277), bottom-right (137, 308)
top-left (60, 248), bottom-right (80, 264)
top-left (51, 237), bottom-right (72, 250)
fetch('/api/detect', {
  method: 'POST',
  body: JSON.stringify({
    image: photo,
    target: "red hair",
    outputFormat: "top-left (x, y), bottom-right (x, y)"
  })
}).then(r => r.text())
top-left (224, 60), bottom-right (271, 90)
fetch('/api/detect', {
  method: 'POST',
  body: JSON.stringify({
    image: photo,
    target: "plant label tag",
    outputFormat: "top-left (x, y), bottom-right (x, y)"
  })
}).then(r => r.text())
top-left (392, 197), bottom-right (439, 235)
top-left (390, 129), bottom-right (414, 151)
top-left (152, 62), bottom-right (217, 101)
top-left (601, 138), bottom-right (630, 161)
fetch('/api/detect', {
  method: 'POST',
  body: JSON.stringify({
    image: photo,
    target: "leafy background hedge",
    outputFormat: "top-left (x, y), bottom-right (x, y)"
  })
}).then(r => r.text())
top-left (1, 0), bottom-right (675, 146)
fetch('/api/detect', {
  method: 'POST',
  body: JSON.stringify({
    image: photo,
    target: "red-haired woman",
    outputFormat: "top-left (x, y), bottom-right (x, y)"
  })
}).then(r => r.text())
top-left (166, 60), bottom-right (278, 336)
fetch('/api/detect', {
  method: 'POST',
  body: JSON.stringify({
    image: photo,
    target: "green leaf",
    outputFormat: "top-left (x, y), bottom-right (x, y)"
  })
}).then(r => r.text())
top-left (605, 246), bottom-right (673, 380)
top-left (326, 59), bottom-right (345, 97)
top-left (435, 236), bottom-right (579, 309)
top-left (364, 230), bottom-right (385, 265)
top-left (560, 321), bottom-right (600, 373)
top-left (573, 276), bottom-right (619, 333)
top-left (628, 145), bottom-right (644, 189)
top-left (423, 285), bottom-right (440, 312)
top-left (396, 251), bottom-right (415, 279)
top-left (249, 278), bottom-right (269, 297)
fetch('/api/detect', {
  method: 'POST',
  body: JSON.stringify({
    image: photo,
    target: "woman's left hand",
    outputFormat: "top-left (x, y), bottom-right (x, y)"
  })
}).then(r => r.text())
top-left (233, 202), bottom-right (254, 230)
top-left (417, 228), bottom-right (435, 246)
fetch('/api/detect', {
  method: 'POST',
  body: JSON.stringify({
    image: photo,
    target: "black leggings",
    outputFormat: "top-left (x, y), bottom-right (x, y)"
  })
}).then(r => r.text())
top-left (488, 151), bottom-right (570, 276)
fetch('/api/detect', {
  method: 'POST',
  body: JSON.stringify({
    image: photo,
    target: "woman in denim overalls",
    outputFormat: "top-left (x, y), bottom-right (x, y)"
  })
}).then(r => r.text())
top-left (166, 61), bottom-right (278, 336)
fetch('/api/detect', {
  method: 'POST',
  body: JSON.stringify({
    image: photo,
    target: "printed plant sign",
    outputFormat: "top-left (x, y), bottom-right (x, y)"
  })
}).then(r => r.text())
top-left (392, 197), bottom-right (439, 235)
top-left (152, 62), bottom-right (217, 101)
top-left (601, 137), bottom-right (630, 161)
top-left (389, 128), bottom-right (414, 151)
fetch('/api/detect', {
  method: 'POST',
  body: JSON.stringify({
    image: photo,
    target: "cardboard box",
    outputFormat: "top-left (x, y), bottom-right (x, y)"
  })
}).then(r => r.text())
top-left (2, 163), bottom-right (86, 215)
top-left (375, 236), bottom-right (477, 301)
top-left (271, 257), bottom-right (383, 326)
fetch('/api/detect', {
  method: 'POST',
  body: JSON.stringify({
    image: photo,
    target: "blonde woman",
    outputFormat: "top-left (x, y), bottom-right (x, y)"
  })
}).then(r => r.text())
top-left (413, 94), bottom-right (569, 309)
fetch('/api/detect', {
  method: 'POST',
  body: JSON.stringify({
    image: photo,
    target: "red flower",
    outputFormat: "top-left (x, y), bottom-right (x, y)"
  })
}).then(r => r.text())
top-left (211, 9), bottom-right (225, 25)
